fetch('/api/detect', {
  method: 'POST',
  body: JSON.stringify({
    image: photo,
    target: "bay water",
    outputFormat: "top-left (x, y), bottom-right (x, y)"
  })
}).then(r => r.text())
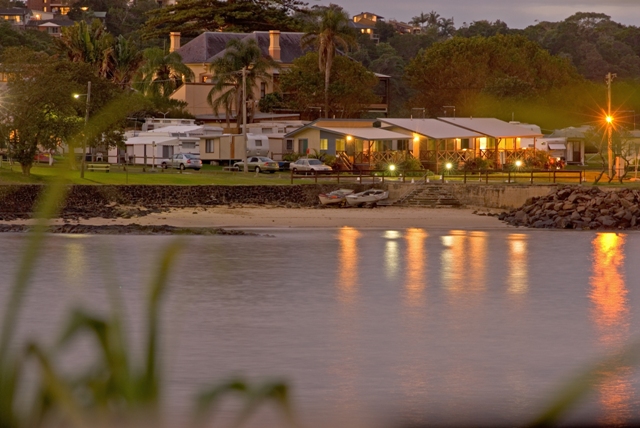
top-left (1, 227), bottom-right (639, 426)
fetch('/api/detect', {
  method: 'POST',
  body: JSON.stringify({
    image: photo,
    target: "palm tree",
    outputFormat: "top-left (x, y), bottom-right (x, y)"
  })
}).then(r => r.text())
top-left (110, 35), bottom-right (144, 90)
top-left (301, 5), bottom-right (356, 118)
top-left (134, 48), bottom-right (194, 98)
top-left (207, 38), bottom-right (277, 128)
top-left (56, 19), bottom-right (114, 78)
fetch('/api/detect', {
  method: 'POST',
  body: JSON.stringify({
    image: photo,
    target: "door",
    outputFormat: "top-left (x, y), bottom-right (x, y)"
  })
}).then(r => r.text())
top-left (299, 139), bottom-right (308, 155)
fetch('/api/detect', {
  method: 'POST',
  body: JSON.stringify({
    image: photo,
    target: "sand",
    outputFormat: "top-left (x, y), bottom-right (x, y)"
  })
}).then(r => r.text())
top-left (11, 206), bottom-right (510, 230)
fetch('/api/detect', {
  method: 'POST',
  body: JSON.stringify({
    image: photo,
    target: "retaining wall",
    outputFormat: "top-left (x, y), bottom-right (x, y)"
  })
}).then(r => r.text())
top-left (449, 184), bottom-right (558, 209)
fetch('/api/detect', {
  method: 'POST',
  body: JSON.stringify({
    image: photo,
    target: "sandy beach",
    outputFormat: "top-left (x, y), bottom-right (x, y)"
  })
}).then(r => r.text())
top-left (4, 206), bottom-right (510, 230)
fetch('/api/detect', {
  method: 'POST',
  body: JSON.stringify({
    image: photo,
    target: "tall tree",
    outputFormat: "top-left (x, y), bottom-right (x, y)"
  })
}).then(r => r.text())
top-left (134, 47), bottom-right (194, 98)
top-left (279, 52), bottom-right (379, 118)
top-left (56, 20), bottom-right (114, 78)
top-left (301, 4), bottom-right (356, 118)
top-left (206, 39), bottom-right (276, 127)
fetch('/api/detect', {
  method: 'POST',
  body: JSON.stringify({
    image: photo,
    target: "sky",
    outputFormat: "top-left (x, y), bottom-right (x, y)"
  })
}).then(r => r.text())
top-left (316, 0), bottom-right (640, 29)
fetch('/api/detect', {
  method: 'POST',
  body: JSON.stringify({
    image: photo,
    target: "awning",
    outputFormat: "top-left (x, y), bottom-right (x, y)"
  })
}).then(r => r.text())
top-left (125, 136), bottom-right (178, 146)
top-left (548, 143), bottom-right (567, 150)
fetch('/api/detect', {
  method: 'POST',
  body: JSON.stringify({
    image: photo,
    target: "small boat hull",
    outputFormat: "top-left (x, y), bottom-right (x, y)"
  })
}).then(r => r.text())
top-left (318, 189), bottom-right (354, 205)
top-left (345, 189), bottom-right (389, 207)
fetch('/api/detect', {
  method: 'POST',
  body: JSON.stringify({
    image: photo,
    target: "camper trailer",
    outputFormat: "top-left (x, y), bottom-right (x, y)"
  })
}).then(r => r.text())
top-left (200, 133), bottom-right (270, 165)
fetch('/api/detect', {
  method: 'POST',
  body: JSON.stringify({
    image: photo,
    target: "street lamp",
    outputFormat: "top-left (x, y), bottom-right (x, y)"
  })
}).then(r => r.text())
top-left (74, 81), bottom-right (91, 178)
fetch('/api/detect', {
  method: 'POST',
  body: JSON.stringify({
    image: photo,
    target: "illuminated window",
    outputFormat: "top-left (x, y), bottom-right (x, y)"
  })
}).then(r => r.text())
top-left (320, 139), bottom-right (328, 151)
top-left (336, 138), bottom-right (345, 151)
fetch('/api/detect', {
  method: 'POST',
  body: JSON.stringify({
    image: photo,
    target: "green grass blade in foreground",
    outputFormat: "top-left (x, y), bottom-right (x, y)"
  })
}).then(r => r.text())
top-left (141, 240), bottom-right (184, 404)
top-left (27, 343), bottom-right (87, 428)
top-left (529, 340), bottom-right (640, 427)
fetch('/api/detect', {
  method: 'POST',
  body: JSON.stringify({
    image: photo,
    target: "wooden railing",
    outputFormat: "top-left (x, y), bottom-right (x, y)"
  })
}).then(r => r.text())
top-left (353, 151), bottom-right (414, 166)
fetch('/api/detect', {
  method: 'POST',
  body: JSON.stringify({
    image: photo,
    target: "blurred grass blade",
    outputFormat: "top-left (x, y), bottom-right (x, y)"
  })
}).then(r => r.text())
top-left (141, 240), bottom-right (184, 402)
top-left (27, 343), bottom-right (86, 428)
top-left (529, 340), bottom-right (640, 427)
top-left (233, 381), bottom-right (293, 428)
top-left (193, 378), bottom-right (249, 426)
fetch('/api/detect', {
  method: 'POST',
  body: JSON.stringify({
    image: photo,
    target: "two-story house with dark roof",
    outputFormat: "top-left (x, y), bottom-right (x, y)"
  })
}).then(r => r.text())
top-left (169, 30), bottom-right (390, 123)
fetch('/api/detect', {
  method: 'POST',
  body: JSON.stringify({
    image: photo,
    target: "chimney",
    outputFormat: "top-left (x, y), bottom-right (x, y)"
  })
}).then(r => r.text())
top-left (269, 30), bottom-right (281, 62)
top-left (169, 32), bottom-right (181, 53)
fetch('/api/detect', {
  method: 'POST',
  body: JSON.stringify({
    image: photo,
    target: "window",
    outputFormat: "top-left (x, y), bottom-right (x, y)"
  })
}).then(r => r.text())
top-left (255, 139), bottom-right (262, 147)
top-left (205, 139), bottom-right (214, 153)
top-left (162, 146), bottom-right (174, 158)
top-left (336, 139), bottom-right (345, 151)
top-left (260, 82), bottom-right (266, 98)
top-left (461, 138), bottom-right (470, 150)
top-left (286, 139), bottom-right (293, 151)
top-left (320, 139), bottom-right (328, 151)
top-left (182, 142), bottom-right (196, 149)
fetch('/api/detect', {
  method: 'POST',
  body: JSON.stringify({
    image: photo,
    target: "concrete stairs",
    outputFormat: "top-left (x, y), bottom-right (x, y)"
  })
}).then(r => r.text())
top-left (392, 184), bottom-right (462, 208)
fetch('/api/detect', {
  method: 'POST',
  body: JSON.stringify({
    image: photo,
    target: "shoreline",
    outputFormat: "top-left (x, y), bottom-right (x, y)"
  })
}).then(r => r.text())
top-left (0, 206), bottom-right (510, 232)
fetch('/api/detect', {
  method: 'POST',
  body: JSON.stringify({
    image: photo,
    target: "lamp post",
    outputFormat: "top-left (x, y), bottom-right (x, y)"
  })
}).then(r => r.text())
top-left (74, 81), bottom-right (91, 178)
top-left (241, 67), bottom-right (249, 173)
top-left (606, 72), bottom-right (616, 179)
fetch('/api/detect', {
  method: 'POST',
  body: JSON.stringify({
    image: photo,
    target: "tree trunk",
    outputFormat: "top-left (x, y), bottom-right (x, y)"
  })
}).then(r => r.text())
top-left (21, 163), bottom-right (31, 176)
top-left (324, 56), bottom-right (331, 119)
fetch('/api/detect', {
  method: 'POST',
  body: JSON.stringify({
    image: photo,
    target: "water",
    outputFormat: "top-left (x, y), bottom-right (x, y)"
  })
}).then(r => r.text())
top-left (1, 228), bottom-right (640, 426)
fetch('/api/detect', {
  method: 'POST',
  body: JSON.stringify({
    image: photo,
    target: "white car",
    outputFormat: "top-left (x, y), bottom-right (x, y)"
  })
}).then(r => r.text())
top-left (290, 158), bottom-right (332, 174)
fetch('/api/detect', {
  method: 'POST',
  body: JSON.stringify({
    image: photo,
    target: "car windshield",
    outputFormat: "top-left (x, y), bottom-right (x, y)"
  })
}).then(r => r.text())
top-left (308, 159), bottom-right (323, 165)
top-left (258, 157), bottom-right (273, 162)
top-left (183, 154), bottom-right (198, 159)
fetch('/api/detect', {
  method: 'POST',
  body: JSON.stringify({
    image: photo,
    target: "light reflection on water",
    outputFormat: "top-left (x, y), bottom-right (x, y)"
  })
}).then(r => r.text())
top-left (1, 229), bottom-right (640, 426)
top-left (589, 233), bottom-right (634, 425)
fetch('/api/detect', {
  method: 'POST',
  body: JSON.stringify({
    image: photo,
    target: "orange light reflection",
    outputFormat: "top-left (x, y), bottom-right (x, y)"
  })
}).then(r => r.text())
top-left (404, 228), bottom-right (427, 306)
top-left (337, 227), bottom-right (361, 303)
top-left (507, 234), bottom-right (528, 295)
top-left (589, 233), bottom-right (632, 425)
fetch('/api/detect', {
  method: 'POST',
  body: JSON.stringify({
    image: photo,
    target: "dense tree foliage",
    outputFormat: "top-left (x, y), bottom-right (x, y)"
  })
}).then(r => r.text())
top-left (141, 0), bottom-right (307, 39)
top-left (405, 34), bottom-right (583, 117)
top-left (279, 52), bottom-right (379, 118)
top-left (67, 0), bottom-right (161, 39)
top-left (0, 22), bottom-right (54, 56)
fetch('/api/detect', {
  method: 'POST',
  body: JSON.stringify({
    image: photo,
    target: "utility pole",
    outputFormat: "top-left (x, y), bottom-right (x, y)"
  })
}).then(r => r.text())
top-left (241, 67), bottom-right (248, 173)
top-left (606, 72), bottom-right (616, 179)
top-left (80, 81), bottom-right (91, 179)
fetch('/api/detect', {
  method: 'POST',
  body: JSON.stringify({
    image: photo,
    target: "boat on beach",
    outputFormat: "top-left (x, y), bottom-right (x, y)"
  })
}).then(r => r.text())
top-left (345, 189), bottom-right (389, 207)
top-left (318, 188), bottom-right (355, 205)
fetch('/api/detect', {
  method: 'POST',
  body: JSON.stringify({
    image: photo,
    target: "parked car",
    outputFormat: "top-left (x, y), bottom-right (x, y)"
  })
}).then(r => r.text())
top-left (162, 153), bottom-right (202, 171)
top-left (290, 158), bottom-right (332, 174)
top-left (233, 156), bottom-right (280, 173)
top-left (34, 153), bottom-right (53, 163)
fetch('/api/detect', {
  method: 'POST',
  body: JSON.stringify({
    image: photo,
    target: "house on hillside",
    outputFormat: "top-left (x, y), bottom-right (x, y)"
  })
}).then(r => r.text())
top-left (26, 0), bottom-right (72, 15)
top-left (169, 30), bottom-right (390, 121)
top-left (351, 12), bottom-right (384, 42)
top-left (26, 17), bottom-right (74, 37)
top-left (546, 125), bottom-right (590, 165)
top-left (0, 8), bottom-right (30, 29)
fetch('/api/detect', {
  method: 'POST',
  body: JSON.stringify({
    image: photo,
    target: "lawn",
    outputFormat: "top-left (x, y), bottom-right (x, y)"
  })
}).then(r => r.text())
top-left (0, 162), bottom-right (298, 185)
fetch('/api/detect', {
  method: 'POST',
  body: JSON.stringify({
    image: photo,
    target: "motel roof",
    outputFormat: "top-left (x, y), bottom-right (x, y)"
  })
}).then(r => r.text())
top-left (378, 118), bottom-right (484, 139)
top-left (437, 118), bottom-right (543, 139)
top-left (285, 123), bottom-right (410, 140)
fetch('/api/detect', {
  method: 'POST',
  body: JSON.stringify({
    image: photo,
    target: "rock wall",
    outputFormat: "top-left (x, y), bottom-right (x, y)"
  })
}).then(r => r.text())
top-left (449, 184), bottom-right (558, 209)
top-left (0, 184), bottom-right (368, 219)
top-left (500, 186), bottom-right (640, 230)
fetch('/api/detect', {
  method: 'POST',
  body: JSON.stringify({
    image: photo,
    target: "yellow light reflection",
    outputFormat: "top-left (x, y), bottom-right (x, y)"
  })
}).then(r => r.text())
top-left (468, 231), bottom-right (487, 291)
top-left (337, 227), bottom-right (361, 302)
top-left (589, 233), bottom-right (632, 425)
top-left (64, 241), bottom-right (86, 287)
top-left (507, 234), bottom-right (528, 294)
top-left (404, 228), bottom-right (427, 305)
top-left (441, 231), bottom-right (466, 292)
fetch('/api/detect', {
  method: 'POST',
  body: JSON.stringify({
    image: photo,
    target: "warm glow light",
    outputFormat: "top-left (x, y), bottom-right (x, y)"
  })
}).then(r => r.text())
top-left (73, 94), bottom-right (80, 99)
top-left (413, 136), bottom-right (419, 142)
top-left (606, 115), bottom-right (614, 124)
top-left (389, 164), bottom-right (396, 171)
top-left (346, 135), bottom-right (352, 141)
top-left (445, 162), bottom-right (452, 170)
top-left (515, 160), bottom-right (523, 168)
